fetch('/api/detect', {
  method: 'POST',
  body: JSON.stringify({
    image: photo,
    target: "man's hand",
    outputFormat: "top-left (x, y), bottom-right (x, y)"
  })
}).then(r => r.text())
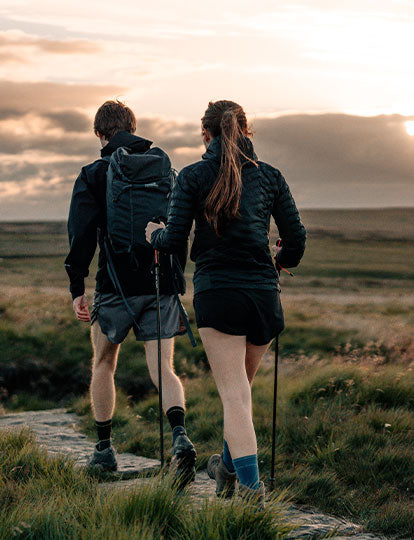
top-left (145, 221), bottom-right (165, 244)
top-left (73, 294), bottom-right (91, 322)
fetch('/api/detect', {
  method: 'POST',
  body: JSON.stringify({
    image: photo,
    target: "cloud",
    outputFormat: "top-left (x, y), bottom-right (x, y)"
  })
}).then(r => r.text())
top-left (0, 30), bottom-right (101, 55)
top-left (252, 113), bottom-right (414, 192)
top-left (43, 110), bottom-right (91, 132)
top-left (0, 80), bottom-right (124, 114)
top-left (1, 111), bottom-right (413, 220)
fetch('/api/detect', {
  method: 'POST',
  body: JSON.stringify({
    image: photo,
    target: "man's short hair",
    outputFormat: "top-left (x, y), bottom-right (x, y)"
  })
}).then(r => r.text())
top-left (94, 100), bottom-right (136, 140)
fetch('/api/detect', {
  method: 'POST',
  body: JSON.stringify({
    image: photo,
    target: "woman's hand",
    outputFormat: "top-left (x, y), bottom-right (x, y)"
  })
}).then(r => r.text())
top-left (145, 221), bottom-right (165, 244)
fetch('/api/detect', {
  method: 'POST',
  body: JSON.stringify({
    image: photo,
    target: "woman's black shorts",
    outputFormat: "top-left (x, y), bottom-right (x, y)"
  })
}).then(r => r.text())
top-left (193, 288), bottom-right (284, 346)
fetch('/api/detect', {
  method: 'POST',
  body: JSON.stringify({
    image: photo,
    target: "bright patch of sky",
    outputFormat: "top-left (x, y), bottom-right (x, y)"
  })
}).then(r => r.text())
top-left (0, 0), bottom-right (412, 118)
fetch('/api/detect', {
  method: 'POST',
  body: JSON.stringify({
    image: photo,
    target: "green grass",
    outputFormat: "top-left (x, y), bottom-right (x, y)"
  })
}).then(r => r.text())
top-left (72, 360), bottom-right (414, 538)
top-left (1, 214), bottom-right (414, 537)
top-left (0, 429), bottom-right (293, 540)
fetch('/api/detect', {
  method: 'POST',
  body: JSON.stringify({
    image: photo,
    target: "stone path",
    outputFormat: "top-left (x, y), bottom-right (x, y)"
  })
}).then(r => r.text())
top-left (0, 409), bottom-right (384, 540)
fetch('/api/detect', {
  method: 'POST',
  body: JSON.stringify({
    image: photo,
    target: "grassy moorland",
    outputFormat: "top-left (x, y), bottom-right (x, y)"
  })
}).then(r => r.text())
top-left (0, 208), bottom-right (413, 538)
top-left (0, 429), bottom-right (292, 539)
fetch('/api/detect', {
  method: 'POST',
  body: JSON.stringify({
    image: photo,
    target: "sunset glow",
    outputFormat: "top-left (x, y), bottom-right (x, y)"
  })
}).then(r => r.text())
top-left (405, 121), bottom-right (414, 136)
top-left (0, 0), bottom-right (413, 219)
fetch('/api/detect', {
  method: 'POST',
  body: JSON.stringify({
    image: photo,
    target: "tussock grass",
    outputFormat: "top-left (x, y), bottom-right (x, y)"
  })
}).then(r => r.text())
top-left (0, 430), bottom-right (292, 540)
top-left (73, 361), bottom-right (414, 538)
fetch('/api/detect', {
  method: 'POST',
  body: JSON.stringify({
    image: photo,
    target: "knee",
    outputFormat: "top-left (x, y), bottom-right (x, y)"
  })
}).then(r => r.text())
top-left (93, 353), bottom-right (117, 373)
top-left (148, 364), bottom-right (176, 388)
top-left (221, 387), bottom-right (251, 412)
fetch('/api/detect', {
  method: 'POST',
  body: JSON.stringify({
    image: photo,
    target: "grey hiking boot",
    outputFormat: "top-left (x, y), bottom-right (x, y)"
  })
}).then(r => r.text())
top-left (86, 445), bottom-right (118, 472)
top-left (171, 431), bottom-right (197, 488)
top-left (238, 481), bottom-right (266, 510)
top-left (170, 430), bottom-right (196, 488)
top-left (207, 454), bottom-right (237, 498)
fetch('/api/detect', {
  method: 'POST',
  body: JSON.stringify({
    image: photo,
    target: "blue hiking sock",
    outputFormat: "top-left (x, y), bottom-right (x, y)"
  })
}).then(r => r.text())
top-left (222, 440), bottom-right (235, 473)
top-left (232, 454), bottom-right (260, 489)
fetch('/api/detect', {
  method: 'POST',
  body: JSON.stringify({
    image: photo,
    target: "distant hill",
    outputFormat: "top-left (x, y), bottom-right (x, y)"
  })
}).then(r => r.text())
top-left (0, 208), bottom-right (413, 258)
top-left (299, 208), bottom-right (414, 241)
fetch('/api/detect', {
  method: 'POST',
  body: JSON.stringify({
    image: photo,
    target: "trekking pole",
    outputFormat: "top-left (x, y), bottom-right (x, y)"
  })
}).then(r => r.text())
top-left (270, 334), bottom-right (279, 491)
top-left (154, 249), bottom-right (164, 468)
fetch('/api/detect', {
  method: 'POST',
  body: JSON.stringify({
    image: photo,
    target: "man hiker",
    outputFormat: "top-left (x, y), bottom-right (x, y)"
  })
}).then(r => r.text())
top-left (64, 100), bottom-right (196, 480)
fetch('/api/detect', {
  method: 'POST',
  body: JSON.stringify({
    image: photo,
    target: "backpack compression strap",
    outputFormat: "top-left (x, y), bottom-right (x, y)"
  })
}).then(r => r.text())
top-left (104, 238), bottom-right (197, 346)
top-left (170, 253), bottom-right (197, 347)
top-left (103, 238), bottom-right (141, 330)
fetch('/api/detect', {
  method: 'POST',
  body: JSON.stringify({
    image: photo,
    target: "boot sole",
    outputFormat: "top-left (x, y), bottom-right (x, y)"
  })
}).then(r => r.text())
top-left (171, 446), bottom-right (197, 487)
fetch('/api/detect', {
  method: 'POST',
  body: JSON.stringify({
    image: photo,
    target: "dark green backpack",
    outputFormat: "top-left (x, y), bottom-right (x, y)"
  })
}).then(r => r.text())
top-left (104, 146), bottom-right (174, 252)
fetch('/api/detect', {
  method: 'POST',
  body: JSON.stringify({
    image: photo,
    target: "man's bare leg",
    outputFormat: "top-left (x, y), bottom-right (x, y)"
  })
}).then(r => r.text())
top-left (90, 322), bottom-right (120, 422)
top-left (144, 338), bottom-right (185, 411)
top-left (145, 337), bottom-right (196, 481)
top-left (87, 322), bottom-right (120, 469)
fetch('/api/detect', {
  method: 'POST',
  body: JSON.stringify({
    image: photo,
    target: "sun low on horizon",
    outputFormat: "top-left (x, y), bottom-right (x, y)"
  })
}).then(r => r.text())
top-left (0, 0), bottom-right (413, 219)
top-left (405, 121), bottom-right (414, 136)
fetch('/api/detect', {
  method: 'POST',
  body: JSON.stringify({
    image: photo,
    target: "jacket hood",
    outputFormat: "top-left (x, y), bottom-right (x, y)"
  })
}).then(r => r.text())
top-left (202, 135), bottom-right (257, 165)
top-left (110, 146), bottom-right (171, 185)
top-left (101, 130), bottom-right (152, 158)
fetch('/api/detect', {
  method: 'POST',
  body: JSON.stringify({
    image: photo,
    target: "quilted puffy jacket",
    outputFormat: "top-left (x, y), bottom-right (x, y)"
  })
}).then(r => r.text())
top-left (151, 136), bottom-right (306, 295)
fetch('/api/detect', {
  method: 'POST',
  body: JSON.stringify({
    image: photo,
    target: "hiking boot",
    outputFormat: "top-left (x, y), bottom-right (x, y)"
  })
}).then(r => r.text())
top-left (86, 444), bottom-right (118, 472)
top-left (238, 481), bottom-right (266, 510)
top-left (207, 454), bottom-right (237, 498)
top-left (170, 430), bottom-right (196, 487)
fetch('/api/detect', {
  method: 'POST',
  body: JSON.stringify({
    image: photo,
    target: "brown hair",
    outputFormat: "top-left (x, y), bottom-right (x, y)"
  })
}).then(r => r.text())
top-left (94, 99), bottom-right (136, 140)
top-left (201, 100), bottom-right (256, 235)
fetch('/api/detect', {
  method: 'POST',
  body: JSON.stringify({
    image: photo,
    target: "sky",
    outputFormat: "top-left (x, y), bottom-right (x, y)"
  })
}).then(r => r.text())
top-left (0, 0), bottom-right (413, 220)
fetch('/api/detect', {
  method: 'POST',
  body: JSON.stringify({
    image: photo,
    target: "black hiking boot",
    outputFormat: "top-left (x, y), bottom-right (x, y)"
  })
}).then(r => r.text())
top-left (86, 444), bottom-right (118, 472)
top-left (207, 454), bottom-right (237, 498)
top-left (170, 429), bottom-right (196, 488)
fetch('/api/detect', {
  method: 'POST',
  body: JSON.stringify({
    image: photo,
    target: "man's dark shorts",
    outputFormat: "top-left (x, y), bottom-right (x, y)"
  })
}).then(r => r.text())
top-left (91, 291), bottom-right (181, 344)
top-left (193, 288), bottom-right (284, 346)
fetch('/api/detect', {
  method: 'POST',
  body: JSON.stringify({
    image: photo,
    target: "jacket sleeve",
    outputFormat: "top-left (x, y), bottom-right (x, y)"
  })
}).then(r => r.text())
top-left (151, 168), bottom-right (196, 253)
top-left (272, 172), bottom-right (306, 268)
top-left (64, 169), bottom-right (100, 299)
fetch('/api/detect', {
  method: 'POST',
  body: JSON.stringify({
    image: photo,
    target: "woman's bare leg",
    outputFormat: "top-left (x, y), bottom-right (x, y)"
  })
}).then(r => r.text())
top-left (245, 341), bottom-right (273, 385)
top-left (199, 327), bottom-right (255, 459)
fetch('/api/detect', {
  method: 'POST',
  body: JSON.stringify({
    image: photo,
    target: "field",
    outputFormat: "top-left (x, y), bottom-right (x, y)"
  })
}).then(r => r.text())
top-left (0, 208), bottom-right (413, 538)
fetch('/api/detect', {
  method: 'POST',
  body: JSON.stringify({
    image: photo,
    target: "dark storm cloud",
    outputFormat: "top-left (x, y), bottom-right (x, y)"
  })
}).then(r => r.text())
top-left (1, 112), bottom-right (413, 215)
top-left (43, 110), bottom-right (91, 132)
top-left (0, 127), bottom-right (97, 157)
top-left (250, 114), bottom-right (414, 205)
top-left (253, 114), bottom-right (414, 182)
top-left (0, 160), bottom-right (81, 184)
top-left (137, 117), bottom-right (202, 151)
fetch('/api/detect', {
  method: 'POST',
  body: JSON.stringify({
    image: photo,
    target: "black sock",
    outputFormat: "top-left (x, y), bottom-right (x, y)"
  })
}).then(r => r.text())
top-left (166, 406), bottom-right (186, 443)
top-left (95, 419), bottom-right (112, 451)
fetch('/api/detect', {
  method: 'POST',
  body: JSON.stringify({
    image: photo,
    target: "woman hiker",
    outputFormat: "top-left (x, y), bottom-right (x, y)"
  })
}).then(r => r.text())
top-left (145, 100), bottom-right (306, 504)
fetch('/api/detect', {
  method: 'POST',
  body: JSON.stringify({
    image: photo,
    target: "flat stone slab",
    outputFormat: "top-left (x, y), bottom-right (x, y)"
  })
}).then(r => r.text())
top-left (0, 409), bottom-right (385, 539)
top-left (0, 409), bottom-right (159, 475)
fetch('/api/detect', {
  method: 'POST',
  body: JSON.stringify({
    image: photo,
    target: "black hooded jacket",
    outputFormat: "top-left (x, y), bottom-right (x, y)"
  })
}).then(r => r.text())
top-left (65, 131), bottom-right (182, 300)
top-left (151, 136), bottom-right (306, 294)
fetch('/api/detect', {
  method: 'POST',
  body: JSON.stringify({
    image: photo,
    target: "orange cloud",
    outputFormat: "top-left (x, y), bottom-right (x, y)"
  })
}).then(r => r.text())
top-left (0, 30), bottom-right (102, 55)
top-left (0, 80), bottom-right (125, 114)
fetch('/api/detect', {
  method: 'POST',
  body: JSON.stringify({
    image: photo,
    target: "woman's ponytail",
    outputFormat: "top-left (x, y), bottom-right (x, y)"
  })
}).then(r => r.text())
top-left (203, 101), bottom-right (256, 235)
